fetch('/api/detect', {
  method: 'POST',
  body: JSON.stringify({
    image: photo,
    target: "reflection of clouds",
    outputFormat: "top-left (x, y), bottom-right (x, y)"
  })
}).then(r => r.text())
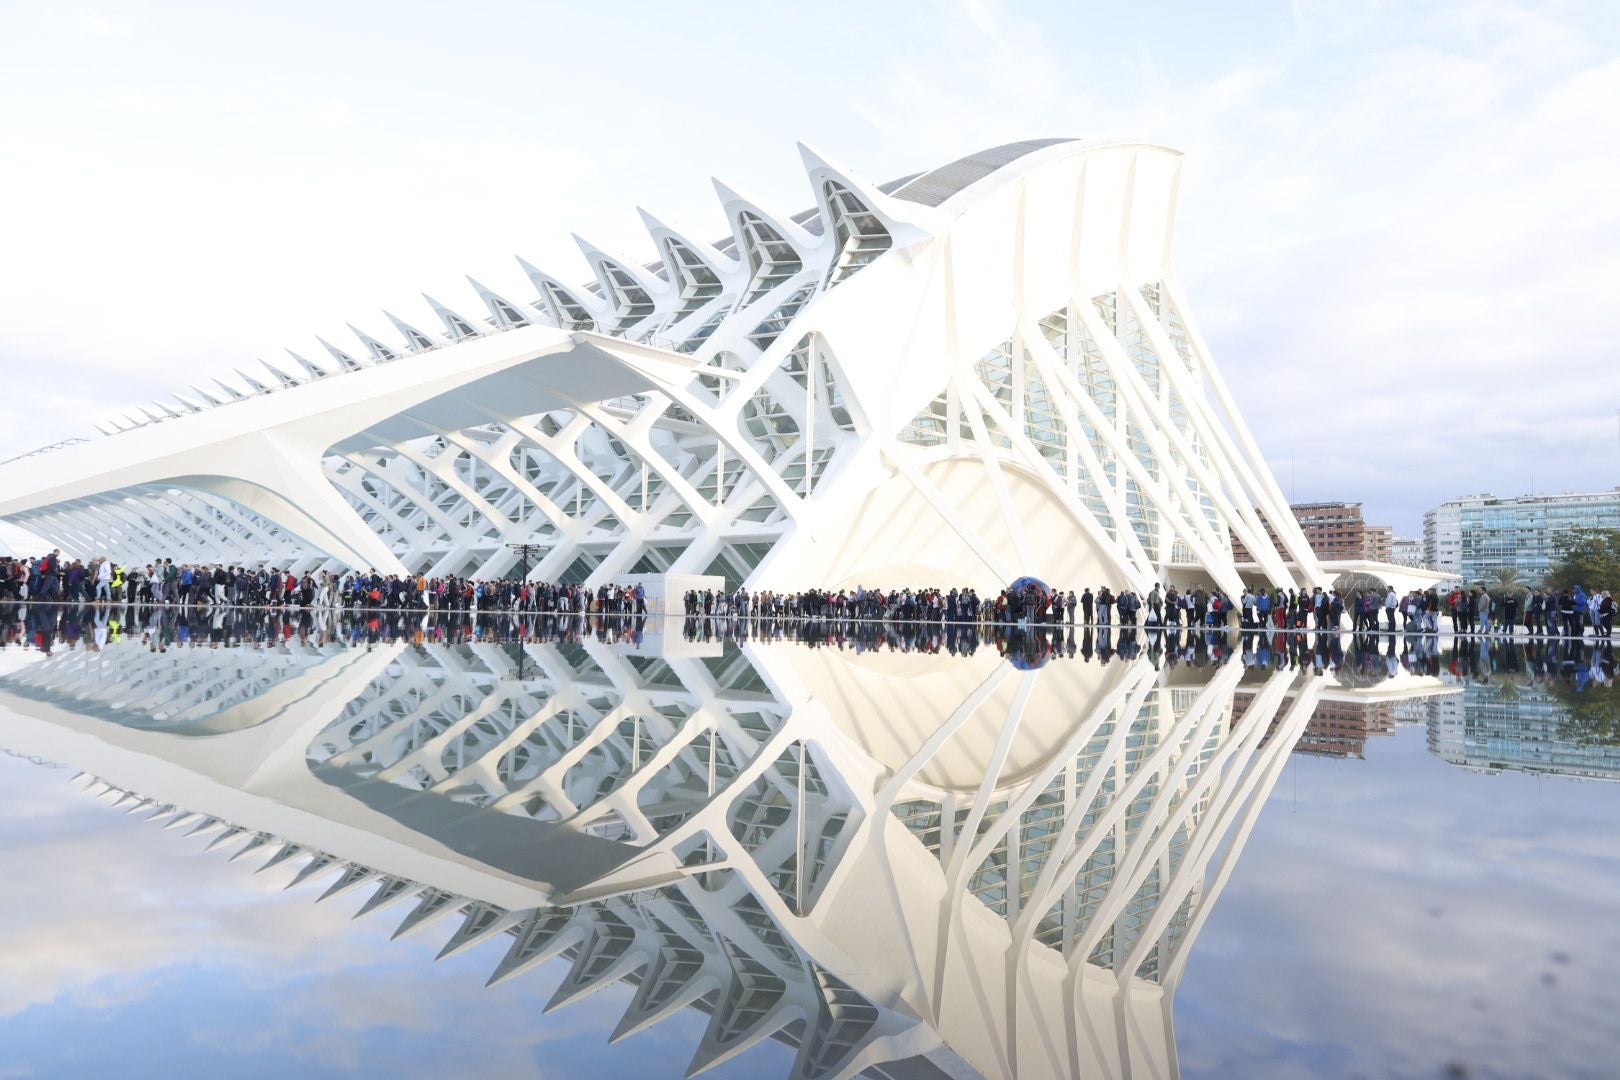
top-left (0, 758), bottom-right (384, 1019)
top-left (0, 757), bottom-right (788, 1078)
top-left (187, 966), bottom-right (631, 1077)
top-left (1177, 730), bottom-right (1620, 1079)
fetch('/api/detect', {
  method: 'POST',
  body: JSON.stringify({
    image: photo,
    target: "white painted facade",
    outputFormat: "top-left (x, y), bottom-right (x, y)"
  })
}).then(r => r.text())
top-left (0, 139), bottom-right (1334, 594)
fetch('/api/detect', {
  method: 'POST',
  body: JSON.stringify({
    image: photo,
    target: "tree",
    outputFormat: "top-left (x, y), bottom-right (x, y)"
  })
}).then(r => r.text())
top-left (1480, 566), bottom-right (1525, 592)
top-left (1546, 528), bottom-right (1620, 592)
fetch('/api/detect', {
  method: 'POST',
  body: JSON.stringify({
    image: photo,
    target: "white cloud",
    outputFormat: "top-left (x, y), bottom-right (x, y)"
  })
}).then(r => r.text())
top-left (75, 13), bottom-right (129, 37)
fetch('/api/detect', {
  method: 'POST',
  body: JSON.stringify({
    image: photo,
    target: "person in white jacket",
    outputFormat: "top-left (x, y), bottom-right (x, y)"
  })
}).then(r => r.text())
top-left (94, 558), bottom-right (112, 604)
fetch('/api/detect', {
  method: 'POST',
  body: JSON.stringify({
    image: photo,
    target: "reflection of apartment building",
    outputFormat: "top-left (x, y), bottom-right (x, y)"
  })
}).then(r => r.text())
top-left (1415, 686), bottom-right (1620, 782)
top-left (1293, 700), bottom-right (1396, 758)
top-left (1233, 501), bottom-right (1395, 563)
top-left (1422, 489), bottom-right (1620, 585)
top-left (1392, 696), bottom-right (1433, 726)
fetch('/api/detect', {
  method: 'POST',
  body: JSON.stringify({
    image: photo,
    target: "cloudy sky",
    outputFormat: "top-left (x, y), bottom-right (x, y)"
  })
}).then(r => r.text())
top-left (1, 0), bottom-right (1617, 540)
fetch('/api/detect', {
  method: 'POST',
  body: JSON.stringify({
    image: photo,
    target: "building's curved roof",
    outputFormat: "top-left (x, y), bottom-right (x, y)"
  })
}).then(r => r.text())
top-left (891, 138), bottom-right (1077, 207)
top-left (709, 139), bottom-right (1074, 257)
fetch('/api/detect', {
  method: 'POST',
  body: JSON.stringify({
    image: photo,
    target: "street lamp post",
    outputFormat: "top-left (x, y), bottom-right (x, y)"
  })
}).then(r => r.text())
top-left (506, 541), bottom-right (545, 582)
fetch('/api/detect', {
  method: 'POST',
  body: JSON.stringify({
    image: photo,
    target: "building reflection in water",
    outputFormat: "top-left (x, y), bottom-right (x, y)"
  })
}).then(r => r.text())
top-left (0, 605), bottom-right (1611, 1078)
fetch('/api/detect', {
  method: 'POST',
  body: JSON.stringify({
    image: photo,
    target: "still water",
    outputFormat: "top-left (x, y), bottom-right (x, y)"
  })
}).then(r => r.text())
top-left (0, 604), bottom-right (1616, 1079)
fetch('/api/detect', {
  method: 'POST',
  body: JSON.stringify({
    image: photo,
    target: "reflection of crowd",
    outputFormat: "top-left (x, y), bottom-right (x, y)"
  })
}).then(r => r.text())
top-left (2, 603), bottom-right (1613, 697)
top-left (0, 602), bottom-right (654, 657)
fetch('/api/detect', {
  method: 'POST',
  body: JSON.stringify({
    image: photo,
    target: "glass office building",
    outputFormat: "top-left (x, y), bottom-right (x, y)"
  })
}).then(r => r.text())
top-left (1424, 490), bottom-right (1620, 584)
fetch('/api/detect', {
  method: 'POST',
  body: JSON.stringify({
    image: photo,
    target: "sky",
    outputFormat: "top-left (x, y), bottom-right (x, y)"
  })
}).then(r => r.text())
top-left (1, 0), bottom-right (1618, 542)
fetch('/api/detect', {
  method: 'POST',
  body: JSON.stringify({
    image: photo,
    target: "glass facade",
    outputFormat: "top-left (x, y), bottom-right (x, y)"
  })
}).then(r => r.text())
top-left (1425, 490), bottom-right (1620, 585)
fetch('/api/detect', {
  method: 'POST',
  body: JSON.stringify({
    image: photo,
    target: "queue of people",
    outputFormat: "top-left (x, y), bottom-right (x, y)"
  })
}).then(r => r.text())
top-left (2, 550), bottom-right (1613, 639)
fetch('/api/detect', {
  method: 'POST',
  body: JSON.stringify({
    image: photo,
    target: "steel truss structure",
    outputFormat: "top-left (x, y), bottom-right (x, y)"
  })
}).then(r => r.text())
top-left (1, 138), bottom-right (1340, 594)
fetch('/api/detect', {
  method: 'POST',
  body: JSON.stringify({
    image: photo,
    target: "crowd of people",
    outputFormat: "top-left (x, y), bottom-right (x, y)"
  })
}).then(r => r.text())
top-left (3, 550), bottom-right (1614, 639)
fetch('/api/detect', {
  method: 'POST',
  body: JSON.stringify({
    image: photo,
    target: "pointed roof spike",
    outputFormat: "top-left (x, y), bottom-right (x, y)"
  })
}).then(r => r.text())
top-left (710, 177), bottom-right (823, 249)
top-left (572, 234), bottom-right (669, 293)
top-left (636, 207), bottom-right (743, 274)
top-left (258, 358), bottom-right (300, 389)
top-left (571, 236), bottom-right (667, 336)
top-left (543, 916), bottom-right (641, 1012)
top-left (190, 384), bottom-right (225, 406)
top-left (421, 293), bottom-right (483, 342)
top-left (515, 257), bottom-right (606, 328)
top-left (610, 937), bottom-right (716, 1042)
top-left (229, 833), bottom-right (273, 862)
top-left (285, 853), bottom-right (339, 890)
top-left (711, 178), bottom-right (821, 309)
top-left (184, 815), bottom-right (221, 837)
top-left (212, 377), bottom-right (248, 401)
top-left (316, 335), bottom-right (364, 371)
top-left (346, 323), bottom-right (398, 363)
top-left (137, 406), bottom-right (165, 425)
top-left (486, 909), bottom-right (577, 987)
top-left (285, 349), bottom-right (329, 381)
top-left (435, 901), bottom-right (514, 961)
top-left (353, 877), bottom-right (419, 920)
top-left (231, 368), bottom-right (272, 395)
top-left (392, 889), bottom-right (461, 941)
top-left (152, 401), bottom-right (183, 420)
top-left (162, 811), bottom-right (199, 830)
top-left (684, 940), bottom-right (792, 1075)
top-left (205, 825), bottom-right (245, 851)
top-left (316, 863), bottom-right (376, 903)
top-left (258, 842), bottom-right (304, 873)
top-left (171, 394), bottom-right (202, 414)
top-left (93, 420), bottom-right (118, 436)
top-left (466, 276), bottom-right (533, 331)
top-left (795, 139), bottom-right (930, 227)
top-left (383, 310), bottom-right (439, 354)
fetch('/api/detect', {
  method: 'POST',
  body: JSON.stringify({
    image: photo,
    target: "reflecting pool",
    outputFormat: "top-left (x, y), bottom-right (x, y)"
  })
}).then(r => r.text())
top-left (0, 604), bottom-right (1616, 1079)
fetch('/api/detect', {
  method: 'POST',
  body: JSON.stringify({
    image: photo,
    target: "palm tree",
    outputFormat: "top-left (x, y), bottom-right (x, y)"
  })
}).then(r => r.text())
top-left (1482, 566), bottom-right (1525, 593)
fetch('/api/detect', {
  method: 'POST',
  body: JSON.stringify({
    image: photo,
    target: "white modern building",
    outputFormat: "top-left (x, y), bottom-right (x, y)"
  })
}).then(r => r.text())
top-left (1424, 490), bottom-right (1620, 585)
top-left (0, 138), bottom-right (1440, 596)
